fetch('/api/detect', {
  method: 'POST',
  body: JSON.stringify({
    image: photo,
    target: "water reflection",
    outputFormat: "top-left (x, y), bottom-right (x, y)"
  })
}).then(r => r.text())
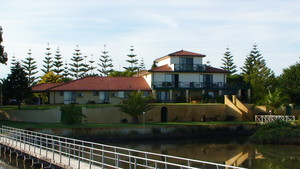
top-left (111, 139), bottom-right (300, 169)
top-left (0, 138), bottom-right (299, 169)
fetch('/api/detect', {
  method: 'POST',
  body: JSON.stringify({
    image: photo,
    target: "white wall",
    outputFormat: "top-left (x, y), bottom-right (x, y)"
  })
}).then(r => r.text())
top-left (142, 74), bottom-right (152, 87)
top-left (157, 57), bottom-right (170, 66)
top-left (194, 57), bottom-right (203, 64)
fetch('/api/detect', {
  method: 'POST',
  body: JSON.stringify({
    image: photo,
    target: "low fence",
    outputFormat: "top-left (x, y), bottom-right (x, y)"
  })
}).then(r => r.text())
top-left (0, 126), bottom-right (246, 169)
top-left (255, 115), bottom-right (295, 124)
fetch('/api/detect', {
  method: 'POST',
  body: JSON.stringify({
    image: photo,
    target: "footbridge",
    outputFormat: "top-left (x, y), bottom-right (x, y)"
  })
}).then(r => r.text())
top-left (0, 126), bottom-right (246, 169)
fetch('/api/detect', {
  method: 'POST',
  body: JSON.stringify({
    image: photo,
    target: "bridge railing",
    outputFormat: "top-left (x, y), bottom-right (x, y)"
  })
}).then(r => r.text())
top-left (255, 115), bottom-right (295, 124)
top-left (0, 126), bottom-right (246, 169)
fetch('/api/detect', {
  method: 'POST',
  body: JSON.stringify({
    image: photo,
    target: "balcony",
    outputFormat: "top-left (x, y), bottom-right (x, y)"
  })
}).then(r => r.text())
top-left (153, 81), bottom-right (227, 89)
top-left (174, 64), bottom-right (206, 72)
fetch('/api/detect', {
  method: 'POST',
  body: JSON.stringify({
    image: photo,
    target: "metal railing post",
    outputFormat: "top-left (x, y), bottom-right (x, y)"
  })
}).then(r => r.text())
top-left (34, 132), bottom-right (37, 153)
top-left (89, 144), bottom-right (93, 169)
top-left (68, 143), bottom-right (71, 166)
top-left (129, 151), bottom-right (132, 169)
top-left (59, 138), bottom-right (62, 163)
top-left (52, 136), bottom-right (55, 160)
top-left (46, 135), bottom-right (48, 157)
top-left (39, 136), bottom-right (42, 155)
top-left (101, 145), bottom-right (104, 169)
top-left (165, 156), bottom-right (168, 169)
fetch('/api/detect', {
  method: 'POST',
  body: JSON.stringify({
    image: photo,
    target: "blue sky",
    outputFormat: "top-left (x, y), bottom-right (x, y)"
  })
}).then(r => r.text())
top-left (1, 0), bottom-right (299, 78)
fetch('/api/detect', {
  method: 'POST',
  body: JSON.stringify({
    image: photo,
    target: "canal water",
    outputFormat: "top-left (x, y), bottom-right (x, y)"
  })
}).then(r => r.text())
top-left (0, 138), bottom-right (299, 169)
top-left (111, 138), bottom-right (300, 169)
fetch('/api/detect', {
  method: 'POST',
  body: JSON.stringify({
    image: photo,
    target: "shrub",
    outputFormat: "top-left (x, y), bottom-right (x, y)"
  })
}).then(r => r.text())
top-left (250, 120), bottom-right (300, 144)
top-left (61, 104), bottom-right (86, 125)
top-left (87, 100), bottom-right (96, 104)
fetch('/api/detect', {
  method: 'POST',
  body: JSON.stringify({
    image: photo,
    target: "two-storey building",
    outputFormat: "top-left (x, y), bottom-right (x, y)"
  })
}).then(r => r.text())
top-left (135, 50), bottom-right (230, 102)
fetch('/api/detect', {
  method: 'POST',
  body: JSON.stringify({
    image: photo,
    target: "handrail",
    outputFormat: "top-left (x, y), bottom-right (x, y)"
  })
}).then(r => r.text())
top-left (0, 126), bottom-right (246, 169)
top-left (255, 115), bottom-right (295, 124)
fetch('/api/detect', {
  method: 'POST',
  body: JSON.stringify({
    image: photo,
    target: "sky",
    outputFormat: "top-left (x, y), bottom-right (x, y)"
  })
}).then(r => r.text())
top-left (0, 0), bottom-right (299, 78)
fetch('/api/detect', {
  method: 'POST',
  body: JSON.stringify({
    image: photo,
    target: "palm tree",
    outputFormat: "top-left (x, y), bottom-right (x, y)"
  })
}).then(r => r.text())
top-left (263, 90), bottom-right (289, 115)
top-left (116, 91), bottom-right (153, 124)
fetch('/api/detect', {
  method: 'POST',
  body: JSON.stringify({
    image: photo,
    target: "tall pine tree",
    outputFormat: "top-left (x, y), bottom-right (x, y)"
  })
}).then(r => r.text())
top-left (81, 55), bottom-right (90, 77)
top-left (41, 43), bottom-right (54, 74)
top-left (53, 47), bottom-right (64, 75)
top-left (221, 47), bottom-right (237, 74)
top-left (139, 57), bottom-right (146, 71)
top-left (69, 45), bottom-right (85, 79)
top-left (123, 46), bottom-right (139, 73)
top-left (88, 54), bottom-right (97, 76)
top-left (2, 62), bottom-right (30, 109)
top-left (241, 44), bottom-right (275, 103)
top-left (10, 55), bottom-right (17, 67)
top-left (21, 49), bottom-right (39, 86)
top-left (98, 45), bottom-right (113, 76)
top-left (62, 60), bottom-right (70, 80)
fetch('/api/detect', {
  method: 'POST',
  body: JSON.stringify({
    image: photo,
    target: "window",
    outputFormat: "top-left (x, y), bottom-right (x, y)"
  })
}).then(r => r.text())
top-left (111, 92), bottom-right (117, 97)
top-left (165, 74), bottom-right (179, 87)
top-left (93, 91), bottom-right (99, 96)
top-left (59, 91), bottom-right (64, 96)
top-left (179, 57), bottom-right (193, 65)
top-left (118, 91), bottom-right (125, 98)
top-left (99, 92), bottom-right (109, 103)
top-left (165, 74), bottom-right (174, 82)
top-left (64, 91), bottom-right (76, 104)
top-left (77, 92), bottom-right (84, 97)
top-left (200, 74), bottom-right (213, 87)
top-left (179, 58), bottom-right (194, 71)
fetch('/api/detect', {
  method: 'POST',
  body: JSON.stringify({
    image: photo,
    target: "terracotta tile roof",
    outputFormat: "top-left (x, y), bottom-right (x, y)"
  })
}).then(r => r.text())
top-left (156, 50), bottom-right (206, 62)
top-left (49, 77), bottom-right (151, 91)
top-left (31, 83), bottom-right (62, 92)
top-left (205, 66), bottom-right (230, 73)
top-left (133, 70), bottom-right (151, 77)
top-left (148, 64), bottom-right (173, 72)
top-left (169, 50), bottom-right (206, 57)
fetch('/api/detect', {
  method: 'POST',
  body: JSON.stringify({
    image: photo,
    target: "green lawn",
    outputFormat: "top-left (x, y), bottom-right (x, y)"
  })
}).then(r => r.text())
top-left (0, 120), bottom-right (257, 129)
top-left (0, 103), bottom-right (223, 110)
top-left (0, 104), bottom-right (118, 110)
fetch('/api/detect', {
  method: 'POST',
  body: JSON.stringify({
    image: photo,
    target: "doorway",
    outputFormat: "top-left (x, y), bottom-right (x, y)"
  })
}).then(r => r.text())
top-left (161, 107), bottom-right (168, 122)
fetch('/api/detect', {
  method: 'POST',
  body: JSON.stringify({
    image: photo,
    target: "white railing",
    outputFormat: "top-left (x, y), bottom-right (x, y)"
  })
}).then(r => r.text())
top-left (255, 115), bottom-right (295, 124)
top-left (0, 126), bottom-right (246, 169)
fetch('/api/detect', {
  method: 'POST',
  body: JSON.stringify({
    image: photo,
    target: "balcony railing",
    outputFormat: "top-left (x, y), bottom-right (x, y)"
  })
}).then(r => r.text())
top-left (153, 81), bottom-right (226, 89)
top-left (174, 64), bottom-right (206, 71)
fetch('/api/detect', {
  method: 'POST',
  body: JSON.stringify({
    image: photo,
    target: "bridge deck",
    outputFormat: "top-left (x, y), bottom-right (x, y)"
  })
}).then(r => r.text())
top-left (0, 126), bottom-right (246, 169)
top-left (1, 137), bottom-right (102, 169)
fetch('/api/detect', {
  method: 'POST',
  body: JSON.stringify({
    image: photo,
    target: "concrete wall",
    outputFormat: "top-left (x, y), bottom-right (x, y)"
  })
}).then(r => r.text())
top-left (82, 107), bottom-right (132, 123)
top-left (0, 108), bottom-right (61, 123)
top-left (82, 104), bottom-right (229, 124)
top-left (224, 95), bottom-right (243, 121)
top-left (0, 102), bottom-right (244, 124)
